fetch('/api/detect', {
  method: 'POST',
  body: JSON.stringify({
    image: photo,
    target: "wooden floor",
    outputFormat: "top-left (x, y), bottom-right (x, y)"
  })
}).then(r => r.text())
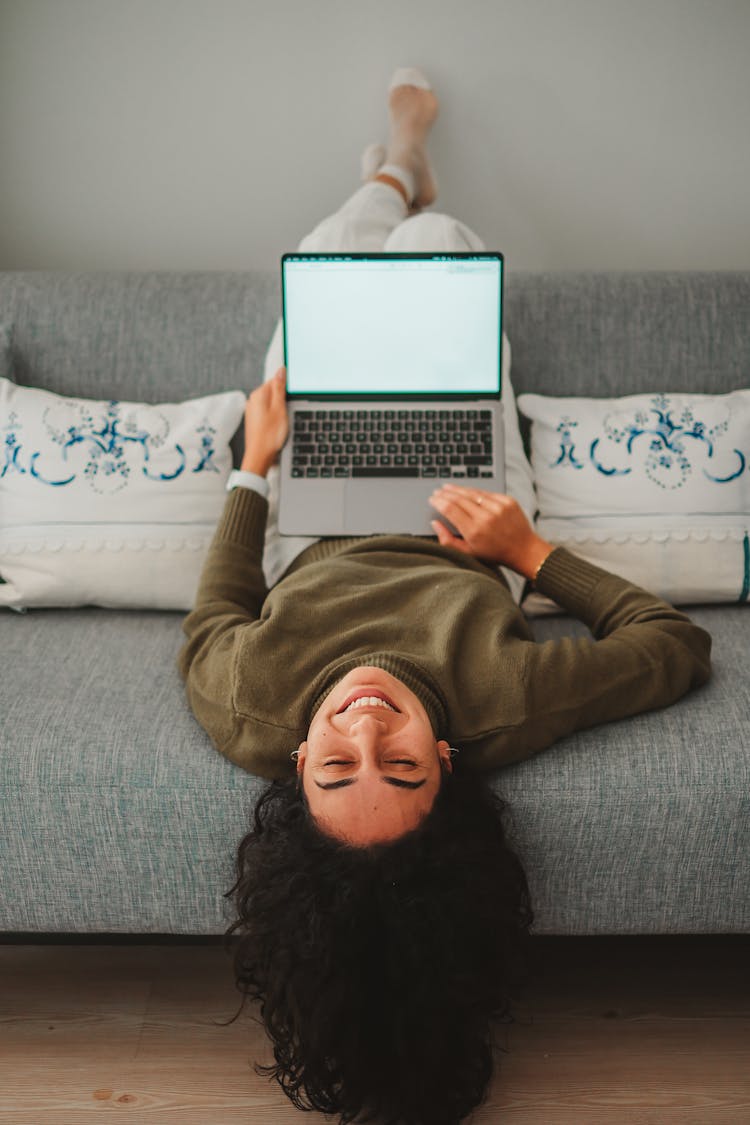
top-left (0, 934), bottom-right (748, 1124)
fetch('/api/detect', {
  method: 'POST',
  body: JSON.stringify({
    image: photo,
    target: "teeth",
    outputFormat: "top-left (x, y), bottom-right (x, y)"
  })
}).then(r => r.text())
top-left (344, 696), bottom-right (396, 712)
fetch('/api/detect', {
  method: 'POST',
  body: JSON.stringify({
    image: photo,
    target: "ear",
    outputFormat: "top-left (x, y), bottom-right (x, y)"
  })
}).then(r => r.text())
top-left (437, 738), bottom-right (453, 773)
top-left (295, 741), bottom-right (307, 774)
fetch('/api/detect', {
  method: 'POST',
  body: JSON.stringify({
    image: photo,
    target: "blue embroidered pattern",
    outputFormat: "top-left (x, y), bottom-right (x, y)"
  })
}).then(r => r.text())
top-left (552, 395), bottom-right (746, 489)
top-left (552, 416), bottom-right (585, 470)
top-left (1, 401), bottom-right (221, 492)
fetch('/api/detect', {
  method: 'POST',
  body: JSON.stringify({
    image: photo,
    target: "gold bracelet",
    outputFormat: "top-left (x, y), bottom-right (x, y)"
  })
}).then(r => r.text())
top-left (532, 550), bottom-right (553, 585)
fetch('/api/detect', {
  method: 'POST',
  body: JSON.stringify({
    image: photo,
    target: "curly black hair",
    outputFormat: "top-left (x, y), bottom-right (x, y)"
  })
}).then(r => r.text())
top-left (220, 765), bottom-right (533, 1125)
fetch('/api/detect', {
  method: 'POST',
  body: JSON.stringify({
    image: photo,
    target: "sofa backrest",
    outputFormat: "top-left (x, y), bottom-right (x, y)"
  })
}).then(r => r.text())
top-left (1, 271), bottom-right (747, 403)
top-left (0, 272), bottom-right (279, 403)
top-left (506, 272), bottom-right (749, 398)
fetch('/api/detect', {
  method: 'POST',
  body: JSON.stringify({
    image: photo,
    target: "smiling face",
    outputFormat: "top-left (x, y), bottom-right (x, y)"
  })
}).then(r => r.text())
top-left (296, 666), bottom-right (452, 846)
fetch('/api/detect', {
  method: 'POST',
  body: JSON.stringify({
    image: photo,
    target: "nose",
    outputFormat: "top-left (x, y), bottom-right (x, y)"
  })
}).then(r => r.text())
top-left (346, 711), bottom-right (389, 734)
top-left (342, 710), bottom-right (395, 750)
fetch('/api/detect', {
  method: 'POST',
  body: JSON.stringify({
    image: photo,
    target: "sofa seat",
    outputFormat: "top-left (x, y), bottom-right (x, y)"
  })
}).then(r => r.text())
top-left (2, 604), bottom-right (746, 935)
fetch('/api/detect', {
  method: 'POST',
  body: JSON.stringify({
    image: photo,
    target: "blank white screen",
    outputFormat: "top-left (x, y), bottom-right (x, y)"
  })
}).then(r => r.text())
top-left (283, 256), bottom-right (501, 395)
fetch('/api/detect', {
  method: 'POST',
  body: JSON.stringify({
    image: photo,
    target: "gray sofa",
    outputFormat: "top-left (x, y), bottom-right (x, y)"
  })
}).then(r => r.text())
top-left (1, 270), bottom-right (748, 936)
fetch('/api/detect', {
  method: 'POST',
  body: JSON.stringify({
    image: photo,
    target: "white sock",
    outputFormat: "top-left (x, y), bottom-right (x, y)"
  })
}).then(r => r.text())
top-left (361, 141), bottom-right (386, 182)
top-left (389, 66), bottom-right (432, 92)
top-left (375, 162), bottom-right (415, 205)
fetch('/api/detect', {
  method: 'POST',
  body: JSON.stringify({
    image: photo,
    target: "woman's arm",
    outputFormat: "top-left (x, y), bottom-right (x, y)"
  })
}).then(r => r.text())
top-left (177, 370), bottom-right (290, 756)
top-left (429, 484), bottom-right (712, 764)
top-left (517, 546), bottom-right (712, 757)
top-left (180, 368), bottom-right (289, 656)
top-left (239, 367), bottom-right (289, 476)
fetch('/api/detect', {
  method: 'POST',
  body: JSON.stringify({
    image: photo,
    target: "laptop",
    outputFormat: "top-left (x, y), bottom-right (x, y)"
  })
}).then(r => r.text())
top-left (278, 251), bottom-right (505, 536)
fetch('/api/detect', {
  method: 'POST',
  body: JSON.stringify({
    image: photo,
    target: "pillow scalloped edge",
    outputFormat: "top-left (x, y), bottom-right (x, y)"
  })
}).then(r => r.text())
top-left (538, 525), bottom-right (749, 546)
top-left (0, 536), bottom-right (212, 555)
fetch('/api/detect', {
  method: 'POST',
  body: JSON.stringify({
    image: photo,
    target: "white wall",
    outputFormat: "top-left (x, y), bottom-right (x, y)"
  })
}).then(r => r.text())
top-left (1, 0), bottom-right (748, 272)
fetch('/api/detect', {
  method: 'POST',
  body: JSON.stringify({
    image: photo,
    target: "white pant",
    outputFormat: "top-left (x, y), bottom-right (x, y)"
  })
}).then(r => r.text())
top-left (261, 181), bottom-right (535, 600)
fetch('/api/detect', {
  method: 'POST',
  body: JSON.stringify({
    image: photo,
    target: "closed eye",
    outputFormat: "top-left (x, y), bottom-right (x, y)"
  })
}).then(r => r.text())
top-left (314, 776), bottom-right (427, 791)
top-left (323, 758), bottom-right (417, 768)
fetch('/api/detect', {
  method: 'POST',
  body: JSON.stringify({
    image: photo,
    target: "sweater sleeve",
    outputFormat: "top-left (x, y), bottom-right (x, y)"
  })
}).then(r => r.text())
top-left (176, 487), bottom-right (270, 755)
top-left (489, 547), bottom-right (713, 764)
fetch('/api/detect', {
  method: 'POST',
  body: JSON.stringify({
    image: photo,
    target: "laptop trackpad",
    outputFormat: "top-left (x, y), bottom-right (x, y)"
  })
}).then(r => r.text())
top-left (343, 477), bottom-right (435, 536)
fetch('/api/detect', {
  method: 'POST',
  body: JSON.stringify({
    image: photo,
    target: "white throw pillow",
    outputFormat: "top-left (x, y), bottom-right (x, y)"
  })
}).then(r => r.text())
top-left (0, 378), bottom-right (246, 609)
top-left (517, 389), bottom-right (750, 608)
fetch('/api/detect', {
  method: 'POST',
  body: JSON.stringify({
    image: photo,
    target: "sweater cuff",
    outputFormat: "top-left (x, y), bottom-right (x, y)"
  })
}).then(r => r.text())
top-left (534, 546), bottom-right (607, 619)
top-left (215, 486), bottom-right (269, 549)
top-left (226, 469), bottom-right (270, 498)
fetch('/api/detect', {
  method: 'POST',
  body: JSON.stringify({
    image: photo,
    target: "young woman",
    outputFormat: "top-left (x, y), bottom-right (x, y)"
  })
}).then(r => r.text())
top-left (179, 68), bottom-right (711, 1125)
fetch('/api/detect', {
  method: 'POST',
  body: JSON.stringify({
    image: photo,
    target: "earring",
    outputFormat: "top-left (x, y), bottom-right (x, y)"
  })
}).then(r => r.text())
top-left (290, 750), bottom-right (300, 762)
top-left (449, 747), bottom-right (460, 758)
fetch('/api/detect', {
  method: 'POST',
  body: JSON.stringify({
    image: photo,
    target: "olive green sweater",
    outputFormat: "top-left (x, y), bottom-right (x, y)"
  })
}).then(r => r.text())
top-left (177, 487), bottom-right (712, 780)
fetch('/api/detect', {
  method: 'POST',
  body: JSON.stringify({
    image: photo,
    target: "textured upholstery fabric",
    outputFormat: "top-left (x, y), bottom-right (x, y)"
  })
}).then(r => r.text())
top-left (1, 603), bottom-right (745, 935)
top-left (0, 272), bottom-right (278, 401)
top-left (505, 272), bottom-right (750, 398)
top-left (1, 271), bottom-right (748, 934)
top-left (504, 606), bottom-right (749, 934)
top-left (0, 323), bottom-right (12, 378)
top-left (0, 609), bottom-right (265, 932)
top-left (2, 271), bottom-right (747, 405)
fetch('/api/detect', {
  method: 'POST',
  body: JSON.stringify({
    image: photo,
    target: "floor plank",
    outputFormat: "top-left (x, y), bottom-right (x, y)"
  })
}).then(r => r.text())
top-left (0, 936), bottom-right (747, 1123)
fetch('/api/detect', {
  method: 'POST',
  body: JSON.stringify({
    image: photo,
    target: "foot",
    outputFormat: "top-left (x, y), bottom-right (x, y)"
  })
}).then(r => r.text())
top-left (386, 78), bottom-right (439, 208)
top-left (366, 68), bottom-right (439, 210)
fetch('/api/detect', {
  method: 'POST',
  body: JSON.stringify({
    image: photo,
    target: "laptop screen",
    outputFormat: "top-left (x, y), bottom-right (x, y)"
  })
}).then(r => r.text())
top-left (281, 252), bottom-right (503, 398)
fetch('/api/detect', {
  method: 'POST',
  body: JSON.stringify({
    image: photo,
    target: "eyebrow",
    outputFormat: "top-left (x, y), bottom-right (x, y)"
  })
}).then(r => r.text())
top-left (313, 777), bottom-right (427, 791)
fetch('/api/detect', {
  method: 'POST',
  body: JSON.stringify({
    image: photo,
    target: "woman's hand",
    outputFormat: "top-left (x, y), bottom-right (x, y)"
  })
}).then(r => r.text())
top-left (240, 367), bottom-right (289, 476)
top-left (429, 484), bottom-right (553, 579)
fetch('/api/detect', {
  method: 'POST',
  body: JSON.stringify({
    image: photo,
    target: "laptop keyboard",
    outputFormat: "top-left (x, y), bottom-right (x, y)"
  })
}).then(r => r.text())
top-left (291, 408), bottom-right (494, 480)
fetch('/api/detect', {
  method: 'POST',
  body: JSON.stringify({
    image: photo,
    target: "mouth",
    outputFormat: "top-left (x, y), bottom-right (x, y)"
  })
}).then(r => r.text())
top-left (336, 689), bottom-right (401, 715)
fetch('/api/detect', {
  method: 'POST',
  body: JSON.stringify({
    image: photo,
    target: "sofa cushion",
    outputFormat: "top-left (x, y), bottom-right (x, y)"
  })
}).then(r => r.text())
top-left (0, 323), bottom-right (11, 378)
top-left (517, 389), bottom-right (750, 607)
top-left (3, 272), bottom-right (749, 406)
top-left (0, 608), bottom-right (264, 933)
top-left (488, 603), bottom-right (750, 934)
top-left (0, 272), bottom-right (279, 403)
top-left (1, 605), bottom-right (746, 934)
top-left (0, 378), bottom-right (245, 609)
top-left (504, 272), bottom-right (750, 399)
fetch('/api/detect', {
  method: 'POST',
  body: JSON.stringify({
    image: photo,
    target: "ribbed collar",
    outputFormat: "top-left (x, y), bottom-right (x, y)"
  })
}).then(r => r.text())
top-left (308, 651), bottom-right (449, 739)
